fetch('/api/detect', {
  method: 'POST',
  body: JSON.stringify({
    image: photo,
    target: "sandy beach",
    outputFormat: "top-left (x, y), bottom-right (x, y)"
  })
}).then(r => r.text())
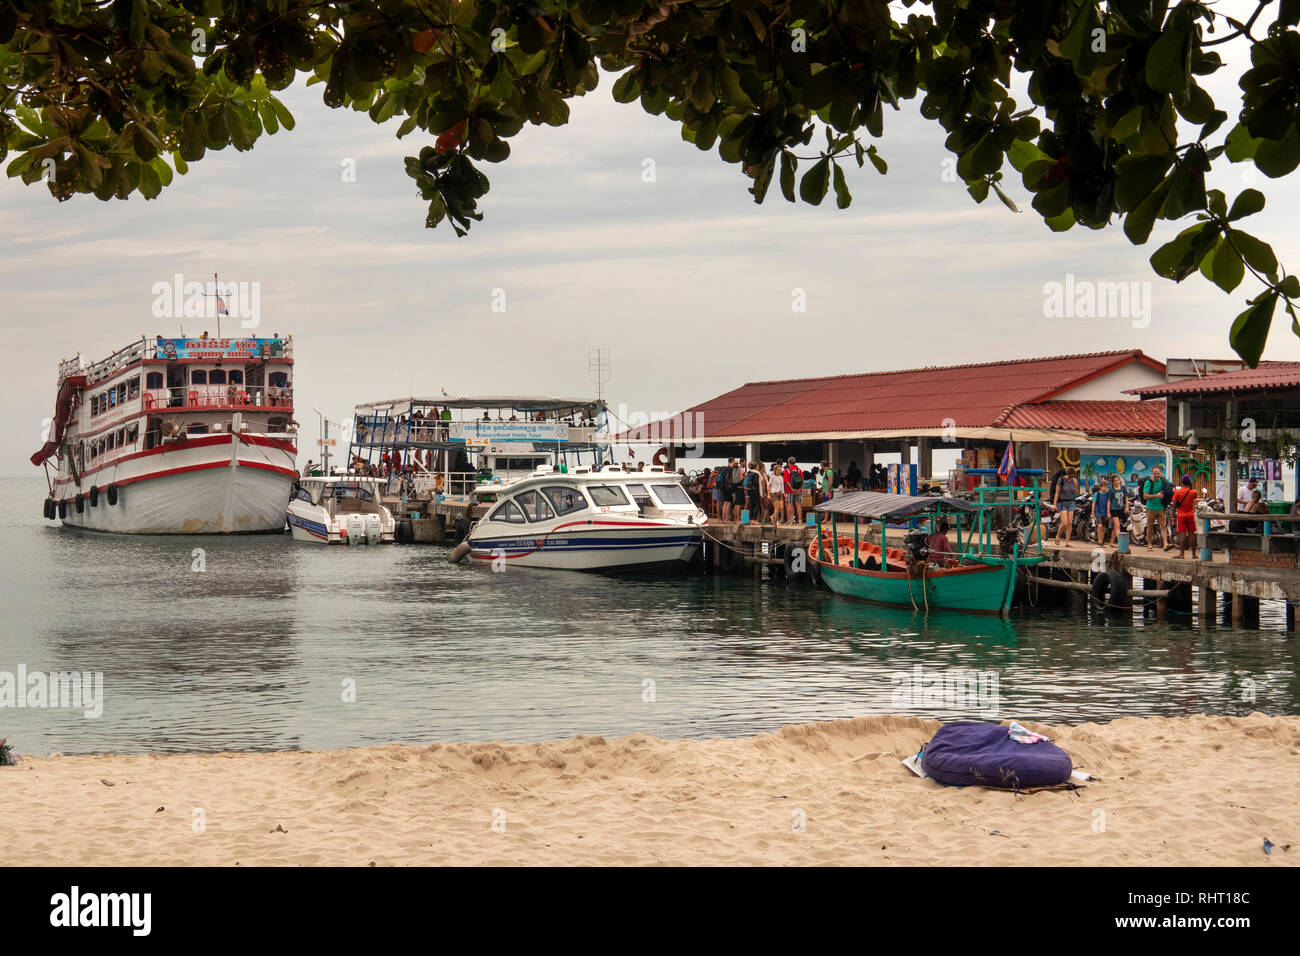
top-left (3, 714), bottom-right (1296, 866)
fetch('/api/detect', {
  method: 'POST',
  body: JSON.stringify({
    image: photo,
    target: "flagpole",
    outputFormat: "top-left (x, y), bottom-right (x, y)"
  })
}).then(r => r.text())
top-left (214, 271), bottom-right (220, 339)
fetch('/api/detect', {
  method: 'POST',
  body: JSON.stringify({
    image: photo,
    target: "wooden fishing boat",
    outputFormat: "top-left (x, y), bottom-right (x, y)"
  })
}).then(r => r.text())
top-left (810, 491), bottom-right (1046, 615)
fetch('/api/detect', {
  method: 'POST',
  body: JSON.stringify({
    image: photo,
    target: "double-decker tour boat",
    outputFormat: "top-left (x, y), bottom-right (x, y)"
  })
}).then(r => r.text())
top-left (32, 335), bottom-right (299, 534)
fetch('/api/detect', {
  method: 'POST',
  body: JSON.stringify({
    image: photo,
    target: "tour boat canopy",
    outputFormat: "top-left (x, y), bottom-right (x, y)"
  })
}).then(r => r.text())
top-left (814, 491), bottom-right (982, 520)
top-left (355, 396), bottom-right (604, 415)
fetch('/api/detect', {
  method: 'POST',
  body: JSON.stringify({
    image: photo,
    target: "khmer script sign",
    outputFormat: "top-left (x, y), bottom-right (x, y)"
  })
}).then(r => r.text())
top-left (449, 421), bottom-right (570, 444)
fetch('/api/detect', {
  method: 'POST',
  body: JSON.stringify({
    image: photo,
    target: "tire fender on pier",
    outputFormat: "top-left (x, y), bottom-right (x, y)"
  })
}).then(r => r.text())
top-left (1091, 569), bottom-right (1131, 610)
top-left (88, 485), bottom-right (99, 507)
top-left (106, 485), bottom-right (119, 506)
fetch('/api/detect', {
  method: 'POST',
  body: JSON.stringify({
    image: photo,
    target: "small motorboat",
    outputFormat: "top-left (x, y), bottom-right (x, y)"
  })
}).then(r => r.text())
top-left (287, 476), bottom-right (395, 545)
top-left (457, 465), bottom-right (705, 572)
top-left (811, 491), bottom-right (1047, 615)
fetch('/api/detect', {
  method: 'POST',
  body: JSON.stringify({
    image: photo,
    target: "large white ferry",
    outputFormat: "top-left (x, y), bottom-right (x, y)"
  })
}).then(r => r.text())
top-left (32, 335), bottom-right (298, 534)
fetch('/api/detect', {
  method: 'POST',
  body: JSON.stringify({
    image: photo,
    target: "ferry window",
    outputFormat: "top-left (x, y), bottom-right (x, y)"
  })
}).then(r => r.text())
top-left (187, 423), bottom-right (208, 435)
top-left (588, 485), bottom-right (629, 507)
top-left (106, 432), bottom-right (115, 450)
top-left (107, 389), bottom-right (117, 408)
top-left (542, 486), bottom-right (587, 515)
top-left (209, 369), bottom-right (227, 385)
top-left (146, 372), bottom-right (163, 389)
top-left (90, 395), bottom-right (99, 416)
top-left (116, 429), bottom-right (126, 447)
top-left (228, 370), bottom-right (244, 385)
top-left (127, 377), bottom-right (140, 399)
top-left (515, 490), bottom-right (555, 522)
top-left (293, 484), bottom-right (314, 503)
top-left (651, 483), bottom-right (692, 505)
top-left (191, 369), bottom-right (207, 385)
top-left (125, 424), bottom-right (138, 444)
top-left (269, 371), bottom-right (288, 388)
top-left (489, 499), bottom-right (526, 524)
top-left (116, 383), bottom-right (126, 404)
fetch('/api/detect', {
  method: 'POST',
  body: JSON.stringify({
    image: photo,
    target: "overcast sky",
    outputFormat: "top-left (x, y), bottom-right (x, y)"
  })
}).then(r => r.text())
top-left (4, 7), bottom-right (1299, 476)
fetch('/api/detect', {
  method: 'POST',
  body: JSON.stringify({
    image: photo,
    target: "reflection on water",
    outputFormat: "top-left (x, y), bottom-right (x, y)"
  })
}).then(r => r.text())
top-left (1, 478), bottom-right (1296, 755)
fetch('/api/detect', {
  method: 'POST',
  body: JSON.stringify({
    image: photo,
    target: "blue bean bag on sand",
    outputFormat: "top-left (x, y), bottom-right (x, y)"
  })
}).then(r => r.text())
top-left (920, 721), bottom-right (1074, 789)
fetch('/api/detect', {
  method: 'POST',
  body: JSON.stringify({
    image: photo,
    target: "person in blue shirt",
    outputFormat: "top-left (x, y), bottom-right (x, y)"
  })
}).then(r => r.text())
top-left (1093, 479), bottom-right (1112, 546)
top-left (1109, 476), bottom-right (1129, 543)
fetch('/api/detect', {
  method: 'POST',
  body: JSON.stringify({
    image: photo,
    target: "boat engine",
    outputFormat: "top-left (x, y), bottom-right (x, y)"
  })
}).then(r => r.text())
top-left (904, 529), bottom-right (929, 565)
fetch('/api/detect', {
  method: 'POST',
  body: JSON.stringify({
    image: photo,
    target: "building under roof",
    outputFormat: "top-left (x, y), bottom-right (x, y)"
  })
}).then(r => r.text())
top-left (617, 351), bottom-right (1168, 482)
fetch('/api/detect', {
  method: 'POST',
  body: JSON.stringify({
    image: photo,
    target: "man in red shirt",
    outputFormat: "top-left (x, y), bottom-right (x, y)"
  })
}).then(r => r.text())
top-left (783, 457), bottom-right (802, 524)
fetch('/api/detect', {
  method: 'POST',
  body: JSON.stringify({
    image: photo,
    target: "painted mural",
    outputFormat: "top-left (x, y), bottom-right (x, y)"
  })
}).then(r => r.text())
top-left (1051, 447), bottom-right (1163, 487)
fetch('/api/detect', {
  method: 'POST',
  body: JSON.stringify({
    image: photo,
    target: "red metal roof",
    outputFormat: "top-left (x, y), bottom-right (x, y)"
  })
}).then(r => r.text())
top-left (1127, 361), bottom-right (1300, 398)
top-left (619, 351), bottom-right (1166, 440)
top-left (995, 400), bottom-right (1166, 436)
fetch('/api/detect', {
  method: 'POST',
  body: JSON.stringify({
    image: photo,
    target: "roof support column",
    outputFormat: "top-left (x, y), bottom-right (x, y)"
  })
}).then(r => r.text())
top-left (899, 440), bottom-right (911, 465)
top-left (917, 437), bottom-right (932, 480)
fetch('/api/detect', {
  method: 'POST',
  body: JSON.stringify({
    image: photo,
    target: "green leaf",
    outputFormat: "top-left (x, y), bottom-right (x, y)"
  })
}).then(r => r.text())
top-left (611, 69), bottom-right (640, 104)
top-left (779, 150), bottom-right (796, 203)
top-left (799, 157), bottom-right (830, 205)
top-left (1145, 13), bottom-right (1192, 97)
top-left (1224, 123), bottom-right (1263, 162)
top-left (1227, 189), bottom-right (1265, 222)
top-left (1149, 223), bottom-right (1218, 281)
top-left (1255, 127), bottom-right (1300, 178)
top-left (1230, 292), bottom-right (1278, 367)
top-left (992, 182), bottom-right (1020, 213)
top-left (866, 145), bottom-right (887, 175)
top-left (269, 97), bottom-right (296, 131)
top-left (1278, 275), bottom-right (1300, 298)
top-left (1199, 237), bottom-right (1245, 293)
top-left (831, 162), bottom-right (851, 209)
top-left (1229, 230), bottom-right (1278, 277)
top-left (138, 161), bottom-right (162, 199)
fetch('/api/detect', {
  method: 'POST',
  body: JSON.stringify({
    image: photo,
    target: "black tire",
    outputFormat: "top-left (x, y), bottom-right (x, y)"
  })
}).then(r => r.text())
top-left (89, 485), bottom-right (99, 507)
top-left (107, 485), bottom-right (119, 506)
top-left (58, 500), bottom-right (67, 519)
top-left (43, 499), bottom-right (53, 520)
top-left (1091, 570), bottom-right (1131, 610)
top-left (75, 496), bottom-right (84, 514)
top-left (808, 552), bottom-right (823, 587)
top-left (396, 519), bottom-right (413, 544)
top-left (781, 543), bottom-right (805, 578)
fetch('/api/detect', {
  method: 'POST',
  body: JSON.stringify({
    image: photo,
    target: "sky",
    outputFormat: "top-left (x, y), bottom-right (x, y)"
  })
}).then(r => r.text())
top-left (3, 5), bottom-right (1299, 476)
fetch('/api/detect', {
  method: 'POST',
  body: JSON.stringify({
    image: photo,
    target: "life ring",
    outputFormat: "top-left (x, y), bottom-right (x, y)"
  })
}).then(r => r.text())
top-left (107, 485), bottom-right (119, 506)
top-left (652, 446), bottom-right (669, 468)
top-left (89, 485), bottom-right (99, 507)
top-left (1090, 570), bottom-right (1130, 609)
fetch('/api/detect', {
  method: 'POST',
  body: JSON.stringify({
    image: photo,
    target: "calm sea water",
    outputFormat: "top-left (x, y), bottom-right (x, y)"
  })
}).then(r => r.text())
top-left (1, 477), bottom-right (1296, 756)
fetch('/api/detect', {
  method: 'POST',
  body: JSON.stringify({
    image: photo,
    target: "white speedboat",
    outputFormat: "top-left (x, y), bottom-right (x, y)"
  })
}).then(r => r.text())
top-left (287, 476), bottom-right (395, 544)
top-left (34, 334), bottom-right (298, 534)
top-left (459, 465), bottom-right (706, 571)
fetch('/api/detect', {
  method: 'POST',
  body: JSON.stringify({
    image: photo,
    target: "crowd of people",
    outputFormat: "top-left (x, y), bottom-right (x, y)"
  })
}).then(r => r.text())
top-left (690, 457), bottom-right (876, 524)
top-left (1044, 465), bottom-right (1290, 560)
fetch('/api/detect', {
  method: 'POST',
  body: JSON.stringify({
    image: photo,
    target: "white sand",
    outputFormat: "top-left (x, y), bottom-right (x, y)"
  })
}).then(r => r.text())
top-left (2, 714), bottom-right (1296, 866)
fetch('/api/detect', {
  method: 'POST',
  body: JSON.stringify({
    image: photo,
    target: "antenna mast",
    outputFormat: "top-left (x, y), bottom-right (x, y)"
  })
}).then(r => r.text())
top-left (588, 348), bottom-right (610, 466)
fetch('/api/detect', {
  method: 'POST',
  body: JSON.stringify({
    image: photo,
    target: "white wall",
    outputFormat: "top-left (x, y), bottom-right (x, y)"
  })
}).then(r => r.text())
top-left (1051, 362), bottom-right (1165, 401)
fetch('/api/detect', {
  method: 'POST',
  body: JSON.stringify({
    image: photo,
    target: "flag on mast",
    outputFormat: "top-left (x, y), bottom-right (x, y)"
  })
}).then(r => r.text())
top-left (997, 438), bottom-right (1017, 487)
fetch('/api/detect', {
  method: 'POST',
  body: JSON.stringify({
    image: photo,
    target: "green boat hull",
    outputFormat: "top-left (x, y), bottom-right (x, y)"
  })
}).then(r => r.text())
top-left (817, 559), bottom-right (1018, 614)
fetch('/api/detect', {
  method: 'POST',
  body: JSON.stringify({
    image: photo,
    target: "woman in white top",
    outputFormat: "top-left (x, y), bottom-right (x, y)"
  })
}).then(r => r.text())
top-left (758, 464), bottom-right (771, 522)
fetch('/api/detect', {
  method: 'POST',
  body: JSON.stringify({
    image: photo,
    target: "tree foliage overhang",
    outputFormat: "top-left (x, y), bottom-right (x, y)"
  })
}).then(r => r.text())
top-left (3, 0), bottom-right (1300, 363)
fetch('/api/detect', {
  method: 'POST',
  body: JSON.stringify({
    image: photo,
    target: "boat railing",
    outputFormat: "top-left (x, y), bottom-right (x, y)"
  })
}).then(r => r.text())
top-left (143, 385), bottom-right (294, 411)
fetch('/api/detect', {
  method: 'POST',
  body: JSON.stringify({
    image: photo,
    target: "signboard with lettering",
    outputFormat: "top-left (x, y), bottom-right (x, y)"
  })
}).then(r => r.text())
top-left (155, 337), bottom-right (284, 360)
top-left (449, 421), bottom-right (570, 445)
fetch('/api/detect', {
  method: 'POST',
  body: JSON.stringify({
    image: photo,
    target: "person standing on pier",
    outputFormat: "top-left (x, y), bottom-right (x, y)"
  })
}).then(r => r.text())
top-left (784, 457), bottom-right (803, 525)
top-left (770, 461), bottom-right (786, 523)
top-left (1093, 479), bottom-right (1112, 546)
top-left (1052, 469), bottom-right (1078, 546)
top-left (1142, 466), bottom-right (1169, 550)
top-left (1172, 475), bottom-right (1198, 559)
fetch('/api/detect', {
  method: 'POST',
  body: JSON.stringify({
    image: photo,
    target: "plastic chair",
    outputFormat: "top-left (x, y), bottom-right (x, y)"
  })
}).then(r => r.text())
top-left (188, 390), bottom-right (199, 407)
